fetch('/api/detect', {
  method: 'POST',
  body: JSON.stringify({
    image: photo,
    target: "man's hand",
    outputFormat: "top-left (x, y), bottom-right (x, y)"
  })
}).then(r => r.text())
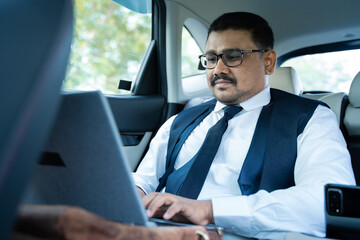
top-left (137, 187), bottom-right (146, 197)
top-left (13, 205), bottom-right (218, 240)
top-left (143, 192), bottom-right (214, 226)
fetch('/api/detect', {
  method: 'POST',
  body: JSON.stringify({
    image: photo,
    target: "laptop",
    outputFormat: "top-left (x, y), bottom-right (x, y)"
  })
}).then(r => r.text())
top-left (21, 91), bottom-right (219, 230)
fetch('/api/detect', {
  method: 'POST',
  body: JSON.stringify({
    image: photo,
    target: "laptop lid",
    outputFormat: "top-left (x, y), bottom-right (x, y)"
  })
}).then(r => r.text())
top-left (21, 91), bottom-right (149, 226)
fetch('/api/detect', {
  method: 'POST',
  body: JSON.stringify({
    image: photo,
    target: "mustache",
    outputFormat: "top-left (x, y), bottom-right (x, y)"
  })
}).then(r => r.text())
top-left (211, 74), bottom-right (236, 86)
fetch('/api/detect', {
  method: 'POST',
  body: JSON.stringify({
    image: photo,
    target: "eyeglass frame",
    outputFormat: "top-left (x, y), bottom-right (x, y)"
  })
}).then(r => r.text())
top-left (198, 49), bottom-right (269, 69)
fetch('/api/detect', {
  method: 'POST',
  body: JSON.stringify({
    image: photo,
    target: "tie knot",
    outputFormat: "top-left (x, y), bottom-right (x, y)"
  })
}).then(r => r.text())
top-left (224, 106), bottom-right (242, 120)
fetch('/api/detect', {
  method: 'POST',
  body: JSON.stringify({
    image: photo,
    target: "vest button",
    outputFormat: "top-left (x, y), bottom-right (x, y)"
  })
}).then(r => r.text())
top-left (241, 184), bottom-right (251, 189)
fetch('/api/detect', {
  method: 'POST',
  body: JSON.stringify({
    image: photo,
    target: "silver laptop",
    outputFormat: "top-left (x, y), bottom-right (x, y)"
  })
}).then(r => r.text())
top-left (21, 91), bottom-right (220, 230)
top-left (21, 91), bottom-right (155, 226)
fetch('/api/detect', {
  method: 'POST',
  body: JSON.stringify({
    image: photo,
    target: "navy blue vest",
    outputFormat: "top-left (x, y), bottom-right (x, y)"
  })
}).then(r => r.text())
top-left (157, 89), bottom-right (324, 197)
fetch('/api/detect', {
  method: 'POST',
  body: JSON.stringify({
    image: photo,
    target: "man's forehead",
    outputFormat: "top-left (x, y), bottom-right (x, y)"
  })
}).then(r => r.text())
top-left (205, 29), bottom-right (255, 52)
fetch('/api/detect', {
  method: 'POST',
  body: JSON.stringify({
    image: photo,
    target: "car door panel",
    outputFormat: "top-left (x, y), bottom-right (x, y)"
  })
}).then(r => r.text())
top-left (107, 95), bottom-right (166, 170)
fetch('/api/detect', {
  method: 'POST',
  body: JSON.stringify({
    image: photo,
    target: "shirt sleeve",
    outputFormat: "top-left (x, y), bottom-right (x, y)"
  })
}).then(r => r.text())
top-left (212, 105), bottom-right (356, 239)
top-left (132, 115), bottom-right (176, 194)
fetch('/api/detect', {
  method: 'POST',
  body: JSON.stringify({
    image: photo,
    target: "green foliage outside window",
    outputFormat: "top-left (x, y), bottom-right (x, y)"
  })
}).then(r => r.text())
top-left (63, 0), bottom-right (151, 94)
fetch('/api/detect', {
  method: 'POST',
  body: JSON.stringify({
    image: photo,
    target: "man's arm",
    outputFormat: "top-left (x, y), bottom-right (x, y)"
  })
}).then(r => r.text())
top-left (132, 116), bottom-right (176, 194)
top-left (133, 114), bottom-right (215, 226)
top-left (211, 105), bottom-right (355, 238)
top-left (13, 205), bottom-right (215, 240)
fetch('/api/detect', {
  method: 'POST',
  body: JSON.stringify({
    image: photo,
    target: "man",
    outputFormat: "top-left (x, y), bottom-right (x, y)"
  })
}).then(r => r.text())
top-left (132, 12), bottom-right (355, 239)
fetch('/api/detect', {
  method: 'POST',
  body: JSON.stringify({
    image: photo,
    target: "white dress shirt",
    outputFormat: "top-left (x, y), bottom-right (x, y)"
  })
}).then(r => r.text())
top-left (132, 87), bottom-right (355, 239)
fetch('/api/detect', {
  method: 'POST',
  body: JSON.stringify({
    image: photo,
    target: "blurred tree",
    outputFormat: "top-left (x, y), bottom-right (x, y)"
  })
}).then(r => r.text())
top-left (63, 0), bottom-right (151, 94)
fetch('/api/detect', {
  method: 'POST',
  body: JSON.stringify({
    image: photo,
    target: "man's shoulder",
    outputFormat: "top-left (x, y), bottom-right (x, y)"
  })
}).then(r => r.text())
top-left (169, 98), bottom-right (216, 130)
top-left (270, 88), bottom-right (326, 108)
top-left (179, 98), bottom-right (216, 116)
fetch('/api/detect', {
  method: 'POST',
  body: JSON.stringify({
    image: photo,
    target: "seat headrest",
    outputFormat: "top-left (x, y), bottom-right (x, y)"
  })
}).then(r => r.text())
top-left (319, 92), bottom-right (346, 125)
top-left (349, 71), bottom-right (360, 108)
top-left (269, 67), bottom-right (303, 95)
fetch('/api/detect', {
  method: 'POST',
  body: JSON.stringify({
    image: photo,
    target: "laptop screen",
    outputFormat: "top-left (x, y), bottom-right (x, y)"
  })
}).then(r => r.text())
top-left (21, 91), bottom-right (148, 226)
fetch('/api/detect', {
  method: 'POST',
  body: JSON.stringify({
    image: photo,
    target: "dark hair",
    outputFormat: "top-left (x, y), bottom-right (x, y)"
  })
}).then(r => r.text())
top-left (208, 12), bottom-right (274, 49)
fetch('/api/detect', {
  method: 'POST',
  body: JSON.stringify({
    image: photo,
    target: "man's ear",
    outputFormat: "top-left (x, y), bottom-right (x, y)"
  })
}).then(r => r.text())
top-left (263, 49), bottom-right (277, 75)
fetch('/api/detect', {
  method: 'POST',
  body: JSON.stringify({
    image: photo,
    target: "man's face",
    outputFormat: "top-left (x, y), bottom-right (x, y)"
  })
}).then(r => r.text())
top-left (205, 29), bottom-right (275, 105)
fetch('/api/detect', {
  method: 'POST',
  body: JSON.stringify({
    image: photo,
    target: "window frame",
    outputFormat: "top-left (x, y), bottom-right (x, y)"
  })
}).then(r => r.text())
top-left (277, 39), bottom-right (360, 66)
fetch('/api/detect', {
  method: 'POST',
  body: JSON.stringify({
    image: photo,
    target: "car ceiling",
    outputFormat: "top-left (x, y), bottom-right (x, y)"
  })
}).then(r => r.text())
top-left (167, 0), bottom-right (360, 57)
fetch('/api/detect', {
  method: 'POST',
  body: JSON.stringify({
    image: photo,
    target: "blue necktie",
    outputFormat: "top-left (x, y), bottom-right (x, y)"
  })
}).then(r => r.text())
top-left (177, 105), bottom-right (242, 199)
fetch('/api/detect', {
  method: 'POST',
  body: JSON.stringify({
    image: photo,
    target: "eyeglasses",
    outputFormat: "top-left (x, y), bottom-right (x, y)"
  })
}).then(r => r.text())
top-left (198, 49), bottom-right (268, 69)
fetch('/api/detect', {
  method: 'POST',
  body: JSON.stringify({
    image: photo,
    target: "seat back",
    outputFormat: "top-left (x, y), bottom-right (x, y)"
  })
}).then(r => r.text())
top-left (343, 71), bottom-right (360, 184)
top-left (269, 67), bottom-right (303, 95)
top-left (0, 0), bottom-right (73, 238)
top-left (319, 92), bottom-right (348, 127)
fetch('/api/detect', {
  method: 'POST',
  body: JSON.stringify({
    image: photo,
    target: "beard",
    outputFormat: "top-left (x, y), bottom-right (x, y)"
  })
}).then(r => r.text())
top-left (209, 74), bottom-right (243, 105)
top-left (208, 73), bottom-right (266, 105)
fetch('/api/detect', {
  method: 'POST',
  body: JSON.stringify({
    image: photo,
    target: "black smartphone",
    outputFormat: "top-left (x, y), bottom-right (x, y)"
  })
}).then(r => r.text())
top-left (325, 183), bottom-right (360, 239)
top-left (326, 183), bottom-right (360, 218)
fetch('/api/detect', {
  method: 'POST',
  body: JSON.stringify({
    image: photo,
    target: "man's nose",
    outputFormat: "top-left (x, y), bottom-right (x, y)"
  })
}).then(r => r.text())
top-left (213, 57), bottom-right (230, 75)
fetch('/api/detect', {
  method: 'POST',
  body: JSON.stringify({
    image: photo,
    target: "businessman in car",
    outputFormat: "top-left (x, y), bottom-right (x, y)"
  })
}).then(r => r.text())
top-left (132, 12), bottom-right (355, 238)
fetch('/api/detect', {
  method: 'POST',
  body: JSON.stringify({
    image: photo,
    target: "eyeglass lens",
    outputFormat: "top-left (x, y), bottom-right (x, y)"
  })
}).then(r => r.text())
top-left (201, 51), bottom-right (243, 69)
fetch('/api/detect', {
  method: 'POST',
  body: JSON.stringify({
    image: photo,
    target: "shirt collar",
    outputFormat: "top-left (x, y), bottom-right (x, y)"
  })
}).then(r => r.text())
top-left (214, 86), bottom-right (271, 112)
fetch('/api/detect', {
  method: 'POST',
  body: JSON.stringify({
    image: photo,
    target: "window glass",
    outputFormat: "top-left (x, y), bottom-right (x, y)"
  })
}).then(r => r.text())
top-left (182, 27), bottom-right (205, 78)
top-left (281, 49), bottom-right (360, 93)
top-left (181, 27), bottom-right (209, 96)
top-left (63, 0), bottom-right (152, 94)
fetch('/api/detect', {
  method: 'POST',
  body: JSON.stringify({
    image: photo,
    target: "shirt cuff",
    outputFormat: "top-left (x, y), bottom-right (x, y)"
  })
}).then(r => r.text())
top-left (212, 196), bottom-right (252, 236)
top-left (132, 173), bottom-right (155, 195)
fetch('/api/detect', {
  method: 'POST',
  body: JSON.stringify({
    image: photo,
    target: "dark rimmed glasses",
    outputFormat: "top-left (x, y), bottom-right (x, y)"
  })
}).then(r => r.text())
top-left (198, 49), bottom-right (268, 69)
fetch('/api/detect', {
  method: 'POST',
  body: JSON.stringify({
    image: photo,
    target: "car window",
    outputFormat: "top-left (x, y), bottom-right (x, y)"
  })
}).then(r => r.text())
top-left (63, 0), bottom-right (151, 94)
top-left (181, 27), bottom-right (208, 96)
top-left (281, 49), bottom-right (360, 93)
top-left (182, 27), bottom-right (204, 78)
